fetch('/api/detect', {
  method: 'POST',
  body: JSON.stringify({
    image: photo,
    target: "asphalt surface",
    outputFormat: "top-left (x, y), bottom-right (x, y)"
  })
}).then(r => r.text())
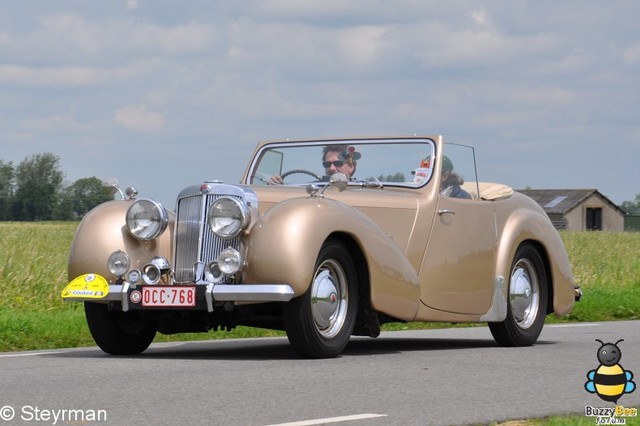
top-left (1, 321), bottom-right (639, 426)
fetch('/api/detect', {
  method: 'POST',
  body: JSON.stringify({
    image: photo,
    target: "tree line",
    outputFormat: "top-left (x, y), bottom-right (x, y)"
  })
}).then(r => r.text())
top-left (0, 153), bottom-right (113, 221)
top-left (621, 195), bottom-right (640, 215)
top-left (1, 152), bottom-right (639, 221)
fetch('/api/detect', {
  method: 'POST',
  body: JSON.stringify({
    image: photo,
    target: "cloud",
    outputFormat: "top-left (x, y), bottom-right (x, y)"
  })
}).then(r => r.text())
top-left (0, 2), bottom-right (638, 206)
top-left (0, 62), bottom-right (154, 88)
top-left (20, 113), bottom-right (103, 133)
top-left (337, 26), bottom-right (389, 70)
top-left (623, 43), bottom-right (640, 65)
top-left (114, 105), bottom-right (165, 132)
top-left (0, 13), bottom-right (216, 64)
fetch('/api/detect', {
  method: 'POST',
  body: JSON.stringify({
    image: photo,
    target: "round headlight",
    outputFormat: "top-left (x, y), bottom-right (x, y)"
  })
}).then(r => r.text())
top-left (207, 197), bottom-right (250, 239)
top-left (108, 250), bottom-right (130, 277)
top-left (126, 199), bottom-right (168, 241)
top-left (217, 247), bottom-right (242, 274)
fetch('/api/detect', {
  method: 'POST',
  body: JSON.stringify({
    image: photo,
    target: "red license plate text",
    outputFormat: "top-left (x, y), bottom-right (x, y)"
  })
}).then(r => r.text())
top-left (142, 286), bottom-right (196, 307)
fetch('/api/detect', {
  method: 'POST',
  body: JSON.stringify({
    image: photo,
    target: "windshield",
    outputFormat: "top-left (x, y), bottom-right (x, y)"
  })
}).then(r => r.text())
top-left (247, 138), bottom-right (436, 187)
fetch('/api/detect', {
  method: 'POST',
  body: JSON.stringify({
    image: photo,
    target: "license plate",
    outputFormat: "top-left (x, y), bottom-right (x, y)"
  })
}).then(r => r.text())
top-left (141, 286), bottom-right (196, 307)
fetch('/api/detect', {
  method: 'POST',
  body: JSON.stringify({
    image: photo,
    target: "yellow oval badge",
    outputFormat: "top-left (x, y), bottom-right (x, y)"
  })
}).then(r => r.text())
top-left (61, 274), bottom-right (109, 299)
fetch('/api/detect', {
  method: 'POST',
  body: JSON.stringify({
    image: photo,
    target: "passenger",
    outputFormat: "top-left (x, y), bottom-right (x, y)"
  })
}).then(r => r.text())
top-left (440, 156), bottom-right (471, 199)
top-left (412, 156), bottom-right (471, 199)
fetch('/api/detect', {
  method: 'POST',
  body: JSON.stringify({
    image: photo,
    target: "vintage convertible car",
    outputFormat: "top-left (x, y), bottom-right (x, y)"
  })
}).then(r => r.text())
top-left (62, 136), bottom-right (581, 358)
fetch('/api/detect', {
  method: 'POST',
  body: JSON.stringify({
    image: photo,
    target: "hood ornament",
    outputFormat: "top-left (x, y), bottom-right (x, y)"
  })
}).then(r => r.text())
top-left (307, 173), bottom-right (348, 198)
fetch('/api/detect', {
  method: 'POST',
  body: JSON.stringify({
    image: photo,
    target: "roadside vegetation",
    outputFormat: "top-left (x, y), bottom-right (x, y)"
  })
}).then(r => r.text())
top-left (491, 414), bottom-right (608, 425)
top-left (1, 222), bottom-right (638, 352)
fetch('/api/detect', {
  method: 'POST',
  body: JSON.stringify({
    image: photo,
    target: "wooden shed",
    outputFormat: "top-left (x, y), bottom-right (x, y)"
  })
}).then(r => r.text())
top-left (517, 189), bottom-right (625, 231)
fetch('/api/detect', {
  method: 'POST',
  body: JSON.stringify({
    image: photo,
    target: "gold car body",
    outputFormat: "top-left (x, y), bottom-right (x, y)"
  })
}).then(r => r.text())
top-left (66, 135), bottom-right (576, 356)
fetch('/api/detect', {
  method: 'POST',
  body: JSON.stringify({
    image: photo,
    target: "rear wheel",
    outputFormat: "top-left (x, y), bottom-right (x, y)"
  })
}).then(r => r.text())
top-left (284, 239), bottom-right (358, 358)
top-left (85, 302), bottom-right (157, 355)
top-left (489, 244), bottom-right (548, 346)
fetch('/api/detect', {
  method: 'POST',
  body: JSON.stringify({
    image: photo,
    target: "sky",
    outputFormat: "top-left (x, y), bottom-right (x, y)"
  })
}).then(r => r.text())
top-left (1, 1), bottom-right (639, 208)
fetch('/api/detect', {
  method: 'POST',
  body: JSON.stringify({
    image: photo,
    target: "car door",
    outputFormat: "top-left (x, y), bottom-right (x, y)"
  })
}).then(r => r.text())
top-left (419, 194), bottom-right (498, 315)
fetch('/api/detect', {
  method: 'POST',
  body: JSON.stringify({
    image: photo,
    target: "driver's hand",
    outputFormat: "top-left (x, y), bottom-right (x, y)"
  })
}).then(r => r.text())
top-left (268, 174), bottom-right (283, 185)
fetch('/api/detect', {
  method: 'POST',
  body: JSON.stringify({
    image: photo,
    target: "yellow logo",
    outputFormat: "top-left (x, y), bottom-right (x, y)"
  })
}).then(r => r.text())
top-left (61, 274), bottom-right (109, 300)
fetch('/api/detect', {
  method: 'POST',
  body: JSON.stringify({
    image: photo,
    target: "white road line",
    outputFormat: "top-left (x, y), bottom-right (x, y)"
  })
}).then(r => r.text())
top-left (0, 350), bottom-right (71, 358)
top-left (547, 323), bottom-right (600, 328)
top-left (264, 413), bottom-right (387, 426)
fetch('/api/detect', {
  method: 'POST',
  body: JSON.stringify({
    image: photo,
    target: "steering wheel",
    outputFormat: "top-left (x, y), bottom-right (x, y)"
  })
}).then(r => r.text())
top-left (280, 169), bottom-right (322, 182)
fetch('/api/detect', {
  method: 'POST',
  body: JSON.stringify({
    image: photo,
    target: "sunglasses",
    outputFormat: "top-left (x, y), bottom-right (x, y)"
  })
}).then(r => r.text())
top-left (322, 160), bottom-right (345, 168)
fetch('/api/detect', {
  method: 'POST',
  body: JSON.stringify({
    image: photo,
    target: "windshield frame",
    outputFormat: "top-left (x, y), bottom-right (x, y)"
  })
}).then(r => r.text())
top-left (244, 137), bottom-right (438, 189)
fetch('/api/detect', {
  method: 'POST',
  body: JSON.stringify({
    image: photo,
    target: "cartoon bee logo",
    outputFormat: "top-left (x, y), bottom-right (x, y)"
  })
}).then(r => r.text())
top-left (585, 339), bottom-right (636, 403)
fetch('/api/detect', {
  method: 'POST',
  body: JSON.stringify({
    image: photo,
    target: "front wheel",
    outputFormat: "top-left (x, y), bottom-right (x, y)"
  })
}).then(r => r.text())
top-left (283, 239), bottom-right (358, 358)
top-left (489, 244), bottom-right (548, 346)
top-left (85, 302), bottom-right (157, 355)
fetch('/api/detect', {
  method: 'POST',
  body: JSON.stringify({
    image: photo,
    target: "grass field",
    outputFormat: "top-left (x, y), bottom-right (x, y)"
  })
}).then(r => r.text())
top-left (1, 222), bottom-right (639, 352)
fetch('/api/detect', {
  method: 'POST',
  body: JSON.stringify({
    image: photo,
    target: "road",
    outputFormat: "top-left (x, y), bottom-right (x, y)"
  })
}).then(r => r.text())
top-left (1, 321), bottom-right (639, 426)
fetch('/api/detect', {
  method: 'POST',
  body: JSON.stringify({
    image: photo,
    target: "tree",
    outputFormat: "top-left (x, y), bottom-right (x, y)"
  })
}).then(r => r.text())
top-left (0, 160), bottom-right (14, 220)
top-left (621, 193), bottom-right (640, 214)
top-left (56, 177), bottom-right (113, 219)
top-left (12, 153), bottom-right (64, 221)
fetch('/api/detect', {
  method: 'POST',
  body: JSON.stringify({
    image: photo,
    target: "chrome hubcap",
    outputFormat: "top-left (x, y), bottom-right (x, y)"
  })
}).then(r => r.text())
top-left (310, 259), bottom-right (347, 338)
top-left (510, 258), bottom-right (539, 329)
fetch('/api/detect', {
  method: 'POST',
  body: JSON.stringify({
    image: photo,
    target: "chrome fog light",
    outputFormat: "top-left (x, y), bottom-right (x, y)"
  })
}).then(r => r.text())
top-left (126, 199), bottom-right (169, 241)
top-left (142, 264), bottom-right (161, 285)
top-left (205, 262), bottom-right (223, 282)
top-left (107, 250), bottom-right (130, 277)
top-left (217, 247), bottom-right (242, 274)
top-left (207, 197), bottom-right (250, 239)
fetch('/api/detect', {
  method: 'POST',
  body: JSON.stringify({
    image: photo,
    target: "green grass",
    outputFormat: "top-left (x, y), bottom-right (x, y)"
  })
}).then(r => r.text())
top-left (488, 410), bottom-right (640, 425)
top-left (1, 223), bottom-right (639, 353)
top-left (559, 231), bottom-right (640, 322)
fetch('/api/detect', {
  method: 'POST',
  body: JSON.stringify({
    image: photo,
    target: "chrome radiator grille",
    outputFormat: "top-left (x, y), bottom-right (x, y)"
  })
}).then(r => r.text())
top-left (174, 193), bottom-right (242, 283)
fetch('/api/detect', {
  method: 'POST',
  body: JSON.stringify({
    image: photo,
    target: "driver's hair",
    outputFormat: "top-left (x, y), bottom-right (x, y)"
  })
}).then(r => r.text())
top-left (322, 145), bottom-right (348, 161)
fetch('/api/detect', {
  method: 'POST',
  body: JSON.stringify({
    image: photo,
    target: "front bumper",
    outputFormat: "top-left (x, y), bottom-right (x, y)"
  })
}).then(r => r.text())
top-left (65, 282), bottom-right (295, 312)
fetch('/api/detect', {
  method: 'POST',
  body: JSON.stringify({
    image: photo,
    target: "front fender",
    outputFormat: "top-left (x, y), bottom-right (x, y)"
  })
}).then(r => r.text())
top-left (244, 197), bottom-right (420, 321)
top-left (496, 195), bottom-right (575, 317)
top-left (67, 200), bottom-right (174, 282)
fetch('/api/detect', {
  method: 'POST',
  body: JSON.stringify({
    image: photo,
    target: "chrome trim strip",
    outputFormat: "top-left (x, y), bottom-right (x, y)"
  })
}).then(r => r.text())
top-left (210, 284), bottom-right (295, 302)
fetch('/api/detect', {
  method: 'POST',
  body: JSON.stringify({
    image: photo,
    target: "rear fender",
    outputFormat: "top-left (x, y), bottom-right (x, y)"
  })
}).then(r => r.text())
top-left (496, 202), bottom-right (575, 317)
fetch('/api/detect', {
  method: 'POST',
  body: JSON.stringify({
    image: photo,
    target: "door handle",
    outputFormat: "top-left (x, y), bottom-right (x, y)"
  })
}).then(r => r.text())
top-left (438, 209), bottom-right (456, 216)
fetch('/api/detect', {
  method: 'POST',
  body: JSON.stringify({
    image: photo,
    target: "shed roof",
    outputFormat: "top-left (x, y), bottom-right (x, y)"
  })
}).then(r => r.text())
top-left (516, 189), bottom-right (625, 215)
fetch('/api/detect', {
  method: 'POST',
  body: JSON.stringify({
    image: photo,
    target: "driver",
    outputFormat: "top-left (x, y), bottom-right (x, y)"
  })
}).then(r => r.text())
top-left (268, 144), bottom-right (360, 184)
